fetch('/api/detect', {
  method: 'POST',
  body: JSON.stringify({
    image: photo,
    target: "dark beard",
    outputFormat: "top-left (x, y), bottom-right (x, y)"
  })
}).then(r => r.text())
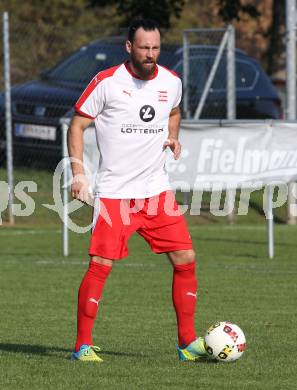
top-left (130, 55), bottom-right (157, 79)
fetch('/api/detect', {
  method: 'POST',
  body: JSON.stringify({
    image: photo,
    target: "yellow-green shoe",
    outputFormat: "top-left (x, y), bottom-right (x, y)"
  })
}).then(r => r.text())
top-left (71, 345), bottom-right (103, 362)
top-left (177, 337), bottom-right (208, 361)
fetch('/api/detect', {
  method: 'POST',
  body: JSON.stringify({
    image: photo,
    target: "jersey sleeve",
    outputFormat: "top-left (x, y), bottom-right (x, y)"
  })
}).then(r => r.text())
top-left (172, 77), bottom-right (182, 108)
top-left (74, 75), bottom-right (106, 119)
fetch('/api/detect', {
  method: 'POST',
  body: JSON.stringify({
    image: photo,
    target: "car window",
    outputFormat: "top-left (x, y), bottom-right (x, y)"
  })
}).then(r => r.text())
top-left (173, 56), bottom-right (258, 92)
top-left (45, 45), bottom-right (128, 83)
top-left (173, 57), bottom-right (208, 93)
top-left (212, 58), bottom-right (258, 90)
top-left (235, 60), bottom-right (258, 89)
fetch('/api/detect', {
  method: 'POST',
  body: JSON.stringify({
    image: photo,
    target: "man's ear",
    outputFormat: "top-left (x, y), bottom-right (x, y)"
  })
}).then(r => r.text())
top-left (126, 40), bottom-right (132, 54)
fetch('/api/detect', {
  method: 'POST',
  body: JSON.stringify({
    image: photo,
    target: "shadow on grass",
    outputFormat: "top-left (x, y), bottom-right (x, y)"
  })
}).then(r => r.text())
top-left (0, 343), bottom-right (145, 359)
top-left (181, 357), bottom-right (219, 365)
top-left (101, 350), bottom-right (147, 358)
top-left (0, 343), bottom-right (70, 357)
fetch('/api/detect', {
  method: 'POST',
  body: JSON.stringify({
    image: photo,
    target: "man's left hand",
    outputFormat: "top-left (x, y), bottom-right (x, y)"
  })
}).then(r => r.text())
top-left (163, 138), bottom-right (181, 160)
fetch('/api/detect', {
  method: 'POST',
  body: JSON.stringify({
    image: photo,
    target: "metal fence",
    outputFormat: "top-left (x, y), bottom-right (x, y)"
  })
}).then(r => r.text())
top-left (182, 27), bottom-right (235, 120)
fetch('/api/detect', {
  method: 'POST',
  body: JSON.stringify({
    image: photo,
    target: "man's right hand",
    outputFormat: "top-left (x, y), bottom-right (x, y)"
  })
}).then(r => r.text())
top-left (71, 174), bottom-right (92, 204)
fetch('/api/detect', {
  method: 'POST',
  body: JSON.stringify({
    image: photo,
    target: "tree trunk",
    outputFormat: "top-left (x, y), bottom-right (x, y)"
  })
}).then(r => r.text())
top-left (265, 0), bottom-right (285, 75)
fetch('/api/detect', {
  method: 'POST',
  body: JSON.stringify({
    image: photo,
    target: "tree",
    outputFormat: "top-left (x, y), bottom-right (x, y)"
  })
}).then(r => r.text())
top-left (263, 0), bottom-right (285, 75)
top-left (217, 0), bottom-right (260, 21)
top-left (0, 0), bottom-right (119, 85)
top-left (87, 0), bottom-right (186, 28)
top-left (217, 0), bottom-right (285, 76)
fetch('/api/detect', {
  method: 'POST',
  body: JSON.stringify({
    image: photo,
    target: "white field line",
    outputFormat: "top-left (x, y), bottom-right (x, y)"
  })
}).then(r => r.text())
top-left (189, 225), bottom-right (267, 231)
top-left (36, 260), bottom-right (88, 265)
top-left (1, 224), bottom-right (292, 237)
top-left (32, 260), bottom-right (297, 274)
top-left (35, 260), bottom-right (160, 267)
top-left (0, 229), bottom-right (61, 236)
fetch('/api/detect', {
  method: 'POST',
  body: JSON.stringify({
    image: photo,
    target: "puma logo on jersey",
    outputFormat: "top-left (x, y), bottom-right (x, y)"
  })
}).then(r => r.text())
top-left (123, 89), bottom-right (132, 97)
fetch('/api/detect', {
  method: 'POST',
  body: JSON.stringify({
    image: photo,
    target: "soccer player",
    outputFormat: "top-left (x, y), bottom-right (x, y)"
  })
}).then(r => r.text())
top-left (68, 19), bottom-right (207, 362)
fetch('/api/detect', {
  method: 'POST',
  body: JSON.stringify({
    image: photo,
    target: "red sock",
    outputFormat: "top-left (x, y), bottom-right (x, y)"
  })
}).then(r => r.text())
top-left (75, 261), bottom-right (112, 352)
top-left (172, 262), bottom-right (197, 347)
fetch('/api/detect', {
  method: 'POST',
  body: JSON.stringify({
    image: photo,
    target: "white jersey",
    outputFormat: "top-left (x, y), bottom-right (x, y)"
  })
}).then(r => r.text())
top-left (75, 61), bottom-right (182, 199)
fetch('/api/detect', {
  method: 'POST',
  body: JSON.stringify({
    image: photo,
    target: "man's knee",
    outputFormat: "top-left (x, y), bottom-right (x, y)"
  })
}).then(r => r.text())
top-left (168, 249), bottom-right (196, 265)
top-left (90, 256), bottom-right (114, 267)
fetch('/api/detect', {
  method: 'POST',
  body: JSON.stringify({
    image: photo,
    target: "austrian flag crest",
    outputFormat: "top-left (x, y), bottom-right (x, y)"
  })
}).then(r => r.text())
top-left (158, 90), bottom-right (168, 102)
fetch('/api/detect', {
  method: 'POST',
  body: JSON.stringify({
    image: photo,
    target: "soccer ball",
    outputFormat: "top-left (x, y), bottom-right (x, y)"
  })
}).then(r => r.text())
top-left (204, 321), bottom-right (246, 362)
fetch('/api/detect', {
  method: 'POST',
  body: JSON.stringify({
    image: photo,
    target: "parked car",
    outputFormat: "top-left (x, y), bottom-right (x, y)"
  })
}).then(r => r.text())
top-left (0, 39), bottom-right (282, 167)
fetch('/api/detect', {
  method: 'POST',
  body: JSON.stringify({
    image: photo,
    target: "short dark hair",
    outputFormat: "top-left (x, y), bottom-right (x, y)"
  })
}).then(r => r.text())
top-left (127, 19), bottom-right (161, 42)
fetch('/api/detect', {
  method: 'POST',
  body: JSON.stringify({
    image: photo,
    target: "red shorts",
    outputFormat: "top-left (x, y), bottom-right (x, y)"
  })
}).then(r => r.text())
top-left (89, 191), bottom-right (193, 260)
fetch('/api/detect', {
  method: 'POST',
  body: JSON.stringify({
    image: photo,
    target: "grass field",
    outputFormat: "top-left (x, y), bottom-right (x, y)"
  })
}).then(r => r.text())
top-left (1, 222), bottom-right (297, 390)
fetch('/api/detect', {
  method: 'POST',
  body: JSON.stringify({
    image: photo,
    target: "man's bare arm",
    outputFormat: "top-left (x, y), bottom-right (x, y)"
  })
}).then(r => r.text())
top-left (67, 114), bottom-right (94, 201)
top-left (164, 106), bottom-right (181, 160)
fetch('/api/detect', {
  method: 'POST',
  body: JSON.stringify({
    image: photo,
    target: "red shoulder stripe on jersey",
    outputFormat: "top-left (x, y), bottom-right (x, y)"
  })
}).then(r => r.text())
top-left (158, 64), bottom-right (180, 78)
top-left (75, 64), bottom-right (121, 112)
top-left (74, 107), bottom-right (95, 119)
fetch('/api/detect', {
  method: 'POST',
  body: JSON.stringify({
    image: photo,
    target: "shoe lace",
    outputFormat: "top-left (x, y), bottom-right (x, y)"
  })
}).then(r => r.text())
top-left (83, 345), bottom-right (101, 356)
top-left (91, 345), bottom-right (101, 353)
